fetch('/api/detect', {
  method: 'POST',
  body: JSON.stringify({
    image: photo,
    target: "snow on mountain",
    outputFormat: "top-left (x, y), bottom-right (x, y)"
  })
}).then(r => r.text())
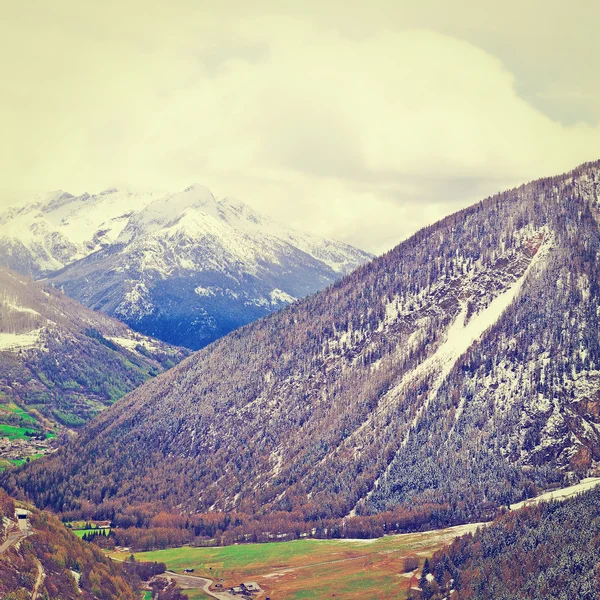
top-left (15, 161), bottom-right (600, 535)
top-left (0, 189), bottom-right (165, 275)
top-left (0, 186), bottom-right (371, 349)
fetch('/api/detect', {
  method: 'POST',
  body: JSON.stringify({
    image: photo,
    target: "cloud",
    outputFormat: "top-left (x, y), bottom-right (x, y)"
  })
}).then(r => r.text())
top-left (1, 6), bottom-right (599, 254)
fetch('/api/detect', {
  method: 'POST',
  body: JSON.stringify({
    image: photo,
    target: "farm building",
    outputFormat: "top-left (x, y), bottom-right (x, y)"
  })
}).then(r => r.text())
top-left (231, 581), bottom-right (261, 594)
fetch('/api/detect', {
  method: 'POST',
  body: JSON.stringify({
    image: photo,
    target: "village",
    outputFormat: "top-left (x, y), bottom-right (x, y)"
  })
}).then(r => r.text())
top-left (0, 434), bottom-right (53, 465)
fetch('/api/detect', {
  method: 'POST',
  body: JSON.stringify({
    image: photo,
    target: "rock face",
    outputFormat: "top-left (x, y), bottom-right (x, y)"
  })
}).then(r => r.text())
top-left (0, 186), bottom-right (372, 349)
top-left (8, 161), bottom-right (600, 527)
top-left (0, 266), bottom-right (188, 431)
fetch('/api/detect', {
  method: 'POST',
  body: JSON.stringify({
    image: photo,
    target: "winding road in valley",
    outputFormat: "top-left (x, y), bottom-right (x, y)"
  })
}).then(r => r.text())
top-left (160, 571), bottom-right (238, 600)
top-left (0, 509), bottom-right (31, 555)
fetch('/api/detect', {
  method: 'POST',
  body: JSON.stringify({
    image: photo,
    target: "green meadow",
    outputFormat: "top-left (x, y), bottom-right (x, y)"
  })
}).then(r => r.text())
top-left (114, 524), bottom-right (481, 600)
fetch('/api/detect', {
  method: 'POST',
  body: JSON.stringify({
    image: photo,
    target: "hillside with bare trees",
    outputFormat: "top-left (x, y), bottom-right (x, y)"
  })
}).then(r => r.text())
top-left (6, 161), bottom-right (600, 543)
top-left (0, 488), bottom-right (137, 599)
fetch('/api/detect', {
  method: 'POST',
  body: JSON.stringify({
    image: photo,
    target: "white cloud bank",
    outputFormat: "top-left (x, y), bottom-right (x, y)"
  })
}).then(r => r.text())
top-left (1, 5), bottom-right (599, 253)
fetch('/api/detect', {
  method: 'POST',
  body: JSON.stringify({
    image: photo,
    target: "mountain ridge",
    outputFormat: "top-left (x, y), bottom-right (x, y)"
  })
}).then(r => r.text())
top-left (7, 160), bottom-right (600, 540)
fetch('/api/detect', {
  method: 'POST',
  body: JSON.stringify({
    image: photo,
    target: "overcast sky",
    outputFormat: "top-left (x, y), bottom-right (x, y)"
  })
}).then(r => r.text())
top-left (1, 1), bottom-right (599, 254)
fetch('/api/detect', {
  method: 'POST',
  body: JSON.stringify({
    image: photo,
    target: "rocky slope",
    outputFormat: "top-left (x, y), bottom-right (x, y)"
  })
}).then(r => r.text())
top-left (0, 267), bottom-right (187, 432)
top-left (7, 161), bottom-right (600, 533)
top-left (0, 186), bottom-right (371, 349)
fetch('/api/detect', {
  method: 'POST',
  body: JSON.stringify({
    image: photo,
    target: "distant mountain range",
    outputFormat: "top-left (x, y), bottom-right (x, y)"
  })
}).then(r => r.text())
top-left (10, 161), bottom-right (600, 537)
top-left (0, 187), bottom-right (371, 349)
top-left (0, 267), bottom-right (187, 432)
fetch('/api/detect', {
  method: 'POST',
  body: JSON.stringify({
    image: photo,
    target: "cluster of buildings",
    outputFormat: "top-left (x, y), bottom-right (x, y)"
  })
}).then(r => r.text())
top-left (0, 435), bottom-right (51, 463)
top-left (230, 581), bottom-right (262, 596)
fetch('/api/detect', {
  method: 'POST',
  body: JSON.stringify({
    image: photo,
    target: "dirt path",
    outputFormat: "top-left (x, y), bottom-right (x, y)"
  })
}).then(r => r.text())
top-left (31, 559), bottom-right (45, 599)
top-left (262, 553), bottom-right (370, 579)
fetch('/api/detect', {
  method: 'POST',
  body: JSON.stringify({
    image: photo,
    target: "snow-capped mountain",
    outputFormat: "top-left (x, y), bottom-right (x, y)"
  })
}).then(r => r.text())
top-left (0, 186), bottom-right (371, 349)
top-left (12, 161), bottom-right (600, 534)
top-left (0, 267), bottom-right (188, 431)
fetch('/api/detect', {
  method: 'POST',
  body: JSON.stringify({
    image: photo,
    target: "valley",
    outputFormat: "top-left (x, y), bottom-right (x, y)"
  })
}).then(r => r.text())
top-left (10, 161), bottom-right (600, 544)
top-left (0, 266), bottom-right (189, 439)
top-left (3, 4), bottom-right (596, 598)
top-left (2, 161), bottom-right (600, 599)
top-left (114, 523), bottom-right (484, 600)
top-left (1, 163), bottom-right (600, 598)
top-left (107, 479), bottom-right (600, 600)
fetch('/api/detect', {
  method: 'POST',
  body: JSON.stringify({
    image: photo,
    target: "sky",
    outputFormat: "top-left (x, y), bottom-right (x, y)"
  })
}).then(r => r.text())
top-left (1, 0), bottom-right (599, 254)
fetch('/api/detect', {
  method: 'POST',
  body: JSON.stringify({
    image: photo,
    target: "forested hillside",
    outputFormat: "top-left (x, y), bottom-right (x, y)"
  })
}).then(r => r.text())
top-left (0, 267), bottom-right (188, 432)
top-left (415, 486), bottom-right (600, 600)
top-left (0, 488), bottom-right (137, 599)
top-left (6, 161), bottom-right (600, 542)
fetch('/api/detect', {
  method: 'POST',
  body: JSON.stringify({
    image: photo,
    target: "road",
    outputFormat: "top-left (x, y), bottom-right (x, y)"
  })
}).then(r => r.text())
top-left (162, 571), bottom-right (239, 600)
top-left (111, 554), bottom-right (239, 599)
top-left (0, 510), bottom-right (31, 555)
top-left (0, 511), bottom-right (43, 599)
top-left (0, 528), bottom-right (27, 554)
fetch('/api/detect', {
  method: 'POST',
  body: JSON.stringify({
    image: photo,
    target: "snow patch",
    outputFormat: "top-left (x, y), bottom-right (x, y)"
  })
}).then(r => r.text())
top-left (4, 302), bottom-right (40, 316)
top-left (510, 477), bottom-right (600, 510)
top-left (0, 328), bottom-right (44, 351)
top-left (356, 235), bottom-right (552, 500)
top-left (270, 288), bottom-right (296, 304)
top-left (107, 336), bottom-right (158, 352)
top-left (194, 286), bottom-right (216, 297)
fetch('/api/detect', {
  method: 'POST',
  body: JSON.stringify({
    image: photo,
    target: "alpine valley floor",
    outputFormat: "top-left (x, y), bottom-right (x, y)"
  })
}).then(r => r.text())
top-left (108, 478), bottom-right (600, 600)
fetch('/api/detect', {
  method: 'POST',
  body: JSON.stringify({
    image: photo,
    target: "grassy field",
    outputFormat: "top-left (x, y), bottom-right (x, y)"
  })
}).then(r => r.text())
top-left (181, 591), bottom-right (212, 600)
top-left (72, 528), bottom-right (111, 538)
top-left (0, 423), bottom-right (54, 440)
top-left (65, 522), bottom-right (112, 538)
top-left (112, 523), bottom-right (482, 600)
top-left (0, 407), bottom-right (54, 472)
top-left (0, 453), bottom-right (46, 472)
top-left (0, 423), bottom-right (37, 439)
top-left (1, 402), bottom-right (37, 423)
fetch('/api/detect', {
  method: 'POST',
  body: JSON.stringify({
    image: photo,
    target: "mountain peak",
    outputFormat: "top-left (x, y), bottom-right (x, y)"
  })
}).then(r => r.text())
top-left (183, 183), bottom-right (215, 200)
top-left (0, 182), bottom-right (371, 349)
